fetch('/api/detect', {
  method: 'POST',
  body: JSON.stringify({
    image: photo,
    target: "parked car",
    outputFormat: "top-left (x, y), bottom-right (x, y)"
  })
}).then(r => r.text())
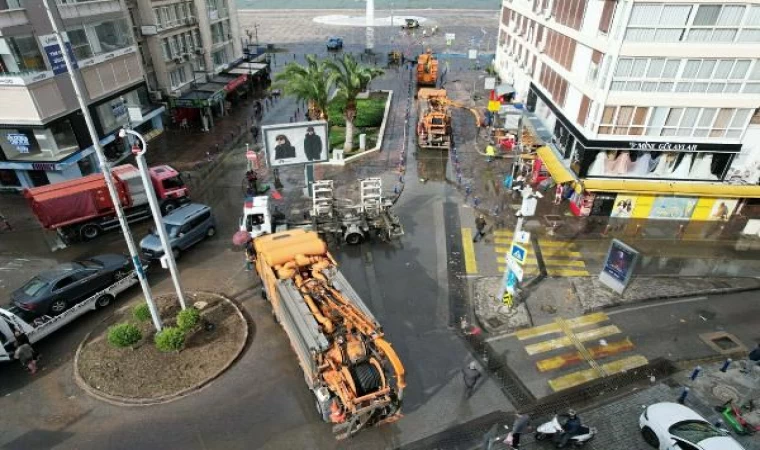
top-left (140, 203), bottom-right (216, 260)
top-left (326, 36), bottom-right (343, 50)
top-left (401, 18), bottom-right (419, 29)
top-left (10, 254), bottom-right (132, 316)
top-left (640, 402), bottom-right (746, 450)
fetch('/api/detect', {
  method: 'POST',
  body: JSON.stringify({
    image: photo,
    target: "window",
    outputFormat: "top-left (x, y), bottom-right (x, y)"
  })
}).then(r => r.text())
top-left (598, 106), bottom-right (750, 140)
top-left (193, 30), bottom-right (202, 48)
top-left (94, 19), bottom-right (132, 52)
top-left (627, 3), bottom-right (757, 43)
top-left (168, 4), bottom-right (177, 26)
top-left (50, 120), bottom-right (79, 153)
top-left (53, 275), bottom-right (77, 292)
top-left (212, 49), bottom-right (227, 66)
top-left (153, 7), bottom-right (162, 28)
top-left (67, 28), bottom-right (92, 59)
top-left (1, 36), bottom-right (46, 73)
top-left (169, 66), bottom-right (187, 88)
top-left (162, 39), bottom-right (172, 60)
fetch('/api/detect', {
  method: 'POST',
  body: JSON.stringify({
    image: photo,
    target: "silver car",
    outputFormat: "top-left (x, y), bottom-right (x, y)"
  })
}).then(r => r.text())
top-left (140, 203), bottom-right (216, 260)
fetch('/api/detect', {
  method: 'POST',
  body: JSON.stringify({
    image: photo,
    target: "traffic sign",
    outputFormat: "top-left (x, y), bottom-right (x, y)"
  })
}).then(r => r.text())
top-left (510, 243), bottom-right (527, 264)
top-left (515, 231), bottom-right (531, 244)
top-left (507, 256), bottom-right (524, 281)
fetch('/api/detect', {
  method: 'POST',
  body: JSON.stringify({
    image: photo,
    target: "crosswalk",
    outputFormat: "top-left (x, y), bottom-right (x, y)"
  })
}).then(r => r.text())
top-left (515, 312), bottom-right (648, 392)
top-left (493, 229), bottom-right (590, 277)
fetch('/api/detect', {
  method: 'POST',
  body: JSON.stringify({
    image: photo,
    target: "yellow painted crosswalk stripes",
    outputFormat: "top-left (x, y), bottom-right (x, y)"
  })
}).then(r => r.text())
top-left (493, 230), bottom-right (514, 237)
top-left (515, 312), bottom-right (610, 341)
top-left (536, 338), bottom-right (635, 372)
top-left (524, 325), bottom-right (621, 355)
top-left (547, 355), bottom-right (649, 392)
top-left (557, 318), bottom-right (605, 376)
top-left (497, 259), bottom-right (586, 267)
top-left (461, 228), bottom-right (478, 274)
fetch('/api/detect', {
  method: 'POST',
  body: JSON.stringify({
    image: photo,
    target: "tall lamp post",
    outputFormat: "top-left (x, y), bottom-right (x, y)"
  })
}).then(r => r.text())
top-left (120, 129), bottom-right (187, 310)
top-left (41, 0), bottom-right (162, 331)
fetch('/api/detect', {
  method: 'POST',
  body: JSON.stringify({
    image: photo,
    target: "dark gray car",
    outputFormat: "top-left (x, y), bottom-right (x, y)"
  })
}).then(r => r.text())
top-left (10, 254), bottom-right (132, 316)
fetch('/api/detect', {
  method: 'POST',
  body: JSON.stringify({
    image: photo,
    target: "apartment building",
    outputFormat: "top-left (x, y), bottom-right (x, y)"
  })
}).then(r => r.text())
top-left (495, 0), bottom-right (760, 221)
top-left (128, 0), bottom-right (246, 129)
top-left (0, 0), bottom-right (164, 189)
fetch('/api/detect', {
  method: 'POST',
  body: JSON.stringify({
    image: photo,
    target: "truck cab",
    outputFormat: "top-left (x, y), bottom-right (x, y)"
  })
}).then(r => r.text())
top-left (240, 196), bottom-right (275, 238)
top-left (149, 165), bottom-right (189, 213)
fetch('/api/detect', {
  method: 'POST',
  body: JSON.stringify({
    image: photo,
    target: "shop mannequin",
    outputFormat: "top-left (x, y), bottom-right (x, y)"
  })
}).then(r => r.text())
top-left (633, 152), bottom-right (652, 176)
top-left (689, 153), bottom-right (717, 180)
top-left (653, 152), bottom-right (675, 176)
top-left (671, 153), bottom-right (694, 179)
top-left (587, 151), bottom-right (607, 176)
top-left (604, 151), bottom-right (617, 173)
top-left (611, 151), bottom-right (633, 174)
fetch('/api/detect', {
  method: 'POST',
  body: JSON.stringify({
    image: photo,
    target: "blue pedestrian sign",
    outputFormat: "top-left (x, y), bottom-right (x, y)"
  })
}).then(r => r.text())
top-left (510, 243), bottom-right (527, 264)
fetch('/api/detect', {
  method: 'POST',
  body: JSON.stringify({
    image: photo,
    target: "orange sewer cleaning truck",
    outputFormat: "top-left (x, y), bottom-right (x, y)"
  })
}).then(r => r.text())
top-left (253, 229), bottom-right (405, 439)
top-left (416, 49), bottom-right (438, 87)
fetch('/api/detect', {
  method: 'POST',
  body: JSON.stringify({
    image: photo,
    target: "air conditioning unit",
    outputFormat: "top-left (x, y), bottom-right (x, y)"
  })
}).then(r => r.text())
top-left (538, 40), bottom-right (547, 53)
top-left (545, 9), bottom-right (553, 20)
top-left (149, 90), bottom-right (163, 101)
top-left (173, 56), bottom-right (183, 63)
top-left (509, 21), bottom-right (517, 32)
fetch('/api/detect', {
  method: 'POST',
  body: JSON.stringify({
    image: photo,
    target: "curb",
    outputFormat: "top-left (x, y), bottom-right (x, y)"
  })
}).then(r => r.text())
top-left (594, 283), bottom-right (760, 313)
top-left (73, 292), bottom-right (249, 407)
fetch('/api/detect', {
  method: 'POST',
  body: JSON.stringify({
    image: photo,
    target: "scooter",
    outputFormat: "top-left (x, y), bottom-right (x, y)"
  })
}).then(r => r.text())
top-left (534, 415), bottom-right (596, 448)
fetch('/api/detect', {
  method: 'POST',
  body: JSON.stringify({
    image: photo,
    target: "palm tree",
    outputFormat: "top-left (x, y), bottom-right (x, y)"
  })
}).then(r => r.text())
top-left (326, 54), bottom-right (384, 152)
top-left (274, 54), bottom-right (333, 121)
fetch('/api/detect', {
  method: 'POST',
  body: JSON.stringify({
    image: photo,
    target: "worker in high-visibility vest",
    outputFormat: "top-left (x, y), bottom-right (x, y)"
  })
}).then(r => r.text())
top-left (485, 143), bottom-right (496, 163)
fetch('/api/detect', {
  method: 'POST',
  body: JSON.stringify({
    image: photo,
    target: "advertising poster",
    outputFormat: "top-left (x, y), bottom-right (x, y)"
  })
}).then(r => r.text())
top-left (708, 199), bottom-right (738, 221)
top-left (648, 196), bottom-right (697, 220)
top-left (39, 33), bottom-right (78, 75)
top-left (611, 195), bottom-right (636, 218)
top-left (599, 239), bottom-right (640, 293)
top-left (261, 121), bottom-right (329, 167)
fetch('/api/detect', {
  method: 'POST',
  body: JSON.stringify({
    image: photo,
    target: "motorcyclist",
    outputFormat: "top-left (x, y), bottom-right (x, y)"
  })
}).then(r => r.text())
top-left (558, 409), bottom-right (582, 447)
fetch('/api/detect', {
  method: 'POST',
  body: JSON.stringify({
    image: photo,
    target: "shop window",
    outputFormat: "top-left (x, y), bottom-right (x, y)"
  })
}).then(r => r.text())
top-left (0, 36), bottom-right (46, 74)
top-left (50, 120), bottom-right (79, 154)
top-left (28, 170), bottom-right (49, 187)
top-left (212, 49), bottom-right (227, 66)
top-left (0, 129), bottom-right (41, 159)
top-left (0, 170), bottom-right (21, 187)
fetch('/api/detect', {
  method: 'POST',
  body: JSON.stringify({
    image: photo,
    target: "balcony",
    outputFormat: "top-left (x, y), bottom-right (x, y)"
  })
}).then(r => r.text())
top-left (0, 7), bottom-right (29, 28)
top-left (57, 0), bottom-right (121, 20)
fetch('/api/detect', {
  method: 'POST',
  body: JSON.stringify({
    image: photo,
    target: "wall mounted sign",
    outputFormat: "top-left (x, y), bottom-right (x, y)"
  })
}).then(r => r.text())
top-left (39, 33), bottom-right (78, 76)
top-left (6, 133), bottom-right (30, 153)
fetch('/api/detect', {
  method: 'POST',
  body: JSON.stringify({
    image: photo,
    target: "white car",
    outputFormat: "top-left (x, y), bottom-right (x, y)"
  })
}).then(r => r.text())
top-left (639, 402), bottom-right (746, 450)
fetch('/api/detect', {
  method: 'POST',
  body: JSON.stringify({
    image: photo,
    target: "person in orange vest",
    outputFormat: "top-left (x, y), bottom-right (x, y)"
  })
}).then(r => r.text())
top-left (330, 401), bottom-right (346, 423)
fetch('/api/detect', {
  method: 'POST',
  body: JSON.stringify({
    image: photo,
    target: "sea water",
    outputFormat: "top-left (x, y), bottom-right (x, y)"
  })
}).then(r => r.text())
top-left (237, 0), bottom-right (500, 10)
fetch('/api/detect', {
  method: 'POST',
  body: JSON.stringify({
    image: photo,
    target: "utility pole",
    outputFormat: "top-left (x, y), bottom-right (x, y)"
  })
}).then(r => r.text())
top-left (121, 129), bottom-right (187, 310)
top-left (41, 0), bottom-right (162, 331)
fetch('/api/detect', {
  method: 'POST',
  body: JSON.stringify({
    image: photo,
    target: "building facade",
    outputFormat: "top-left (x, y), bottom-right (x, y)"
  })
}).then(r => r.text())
top-left (495, 0), bottom-right (760, 221)
top-left (127, 0), bottom-right (248, 130)
top-left (0, 0), bottom-right (164, 190)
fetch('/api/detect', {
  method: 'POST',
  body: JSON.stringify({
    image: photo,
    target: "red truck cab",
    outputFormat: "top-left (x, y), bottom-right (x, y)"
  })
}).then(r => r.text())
top-left (149, 165), bottom-right (189, 213)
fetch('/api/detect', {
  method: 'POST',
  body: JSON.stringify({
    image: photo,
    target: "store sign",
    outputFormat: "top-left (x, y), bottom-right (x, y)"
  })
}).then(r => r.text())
top-left (111, 99), bottom-right (127, 120)
top-left (39, 33), bottom-right (78, 76)
top-left (6, 133), bottom-right (30, 153)
top-left (628, 141), bottom-right (699, 152)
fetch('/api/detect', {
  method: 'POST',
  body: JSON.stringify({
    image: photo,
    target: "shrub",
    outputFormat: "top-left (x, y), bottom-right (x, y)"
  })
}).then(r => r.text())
top-left (327, 95), bottom-right (387, 128)
top-left (154, 327), bottom-right (185, 352)
top-left (177, 307), bottom-right (200, 332)
top-left (133, 303), bottom-right (151, 322)
top-left (107, 323), bottom-right (142, 348)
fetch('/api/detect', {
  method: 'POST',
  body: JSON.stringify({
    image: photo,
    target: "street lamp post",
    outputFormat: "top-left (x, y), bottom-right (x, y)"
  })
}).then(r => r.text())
top-left (120, 129), bottom-right (188, 310)
top-left (41, 0), bottom-right (162, 331)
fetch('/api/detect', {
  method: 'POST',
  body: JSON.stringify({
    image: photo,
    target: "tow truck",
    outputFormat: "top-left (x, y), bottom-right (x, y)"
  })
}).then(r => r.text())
top-left (0, 271), bottom-right (139, 363)
top-left (240, 178), bottom-right (404, 245)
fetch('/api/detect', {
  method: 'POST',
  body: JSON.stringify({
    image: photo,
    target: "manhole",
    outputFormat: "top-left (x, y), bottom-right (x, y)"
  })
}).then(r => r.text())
top-left (712, 384), bottom-right (740, 403)
top-left (699, 332), bottom-right (748, 355)
top-left (486, 317), bottom-right (504, 329)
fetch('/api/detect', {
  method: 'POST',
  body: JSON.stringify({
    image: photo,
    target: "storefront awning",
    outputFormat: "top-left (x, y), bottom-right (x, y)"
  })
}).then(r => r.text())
top-left (582, 178), bottom-right (760, 198)
top-left (537, 145), bottom-right (577, 184)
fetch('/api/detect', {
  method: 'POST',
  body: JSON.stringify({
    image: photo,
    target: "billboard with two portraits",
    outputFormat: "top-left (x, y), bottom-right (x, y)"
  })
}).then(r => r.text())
top-left (261, 120), bottom-right (329, 167)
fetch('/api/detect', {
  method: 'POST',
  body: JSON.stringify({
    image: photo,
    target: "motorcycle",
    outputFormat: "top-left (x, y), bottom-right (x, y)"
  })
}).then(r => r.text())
top-left (534, 414), bottom-right (596, 448)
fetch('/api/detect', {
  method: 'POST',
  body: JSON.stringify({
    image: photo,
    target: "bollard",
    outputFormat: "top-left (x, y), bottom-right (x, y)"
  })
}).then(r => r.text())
top-left (690, 366), bottom-right (702, 381)
top-left (635, 224), bottom-right (642, 237)
top-left (601, 224), bottom-right (611, 236)
top-left (677, 224), bottom-right (685, 239)
top-left (720, 358), bottom-right (732, 372)
top-left (677, 387), bottom-right (690, 404)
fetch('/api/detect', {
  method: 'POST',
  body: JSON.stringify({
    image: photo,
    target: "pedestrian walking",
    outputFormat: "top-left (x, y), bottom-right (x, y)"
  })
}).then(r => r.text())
top-left (554, 183), bottom-right (564, 205)
top-left (508, 413), bottom-right (531, 449)
top-left (462, 361), bottom-right (481, 398)
top-left (14, 342), bottom-right (37, 374)
top-left (485, 143), bottom-right (496, 162)
top-left (473, 215), bottom-right (487, 242)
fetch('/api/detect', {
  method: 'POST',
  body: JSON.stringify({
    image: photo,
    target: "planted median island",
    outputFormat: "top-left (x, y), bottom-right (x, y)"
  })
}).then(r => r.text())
top-left (75, 292), bottom-right (247, 403)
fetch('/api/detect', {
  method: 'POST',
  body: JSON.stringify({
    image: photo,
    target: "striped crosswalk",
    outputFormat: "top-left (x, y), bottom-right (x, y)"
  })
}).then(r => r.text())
top-left (493, 230), bottom-right (590, 277)
top-left (515, 312), bottom-right (648, 392)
